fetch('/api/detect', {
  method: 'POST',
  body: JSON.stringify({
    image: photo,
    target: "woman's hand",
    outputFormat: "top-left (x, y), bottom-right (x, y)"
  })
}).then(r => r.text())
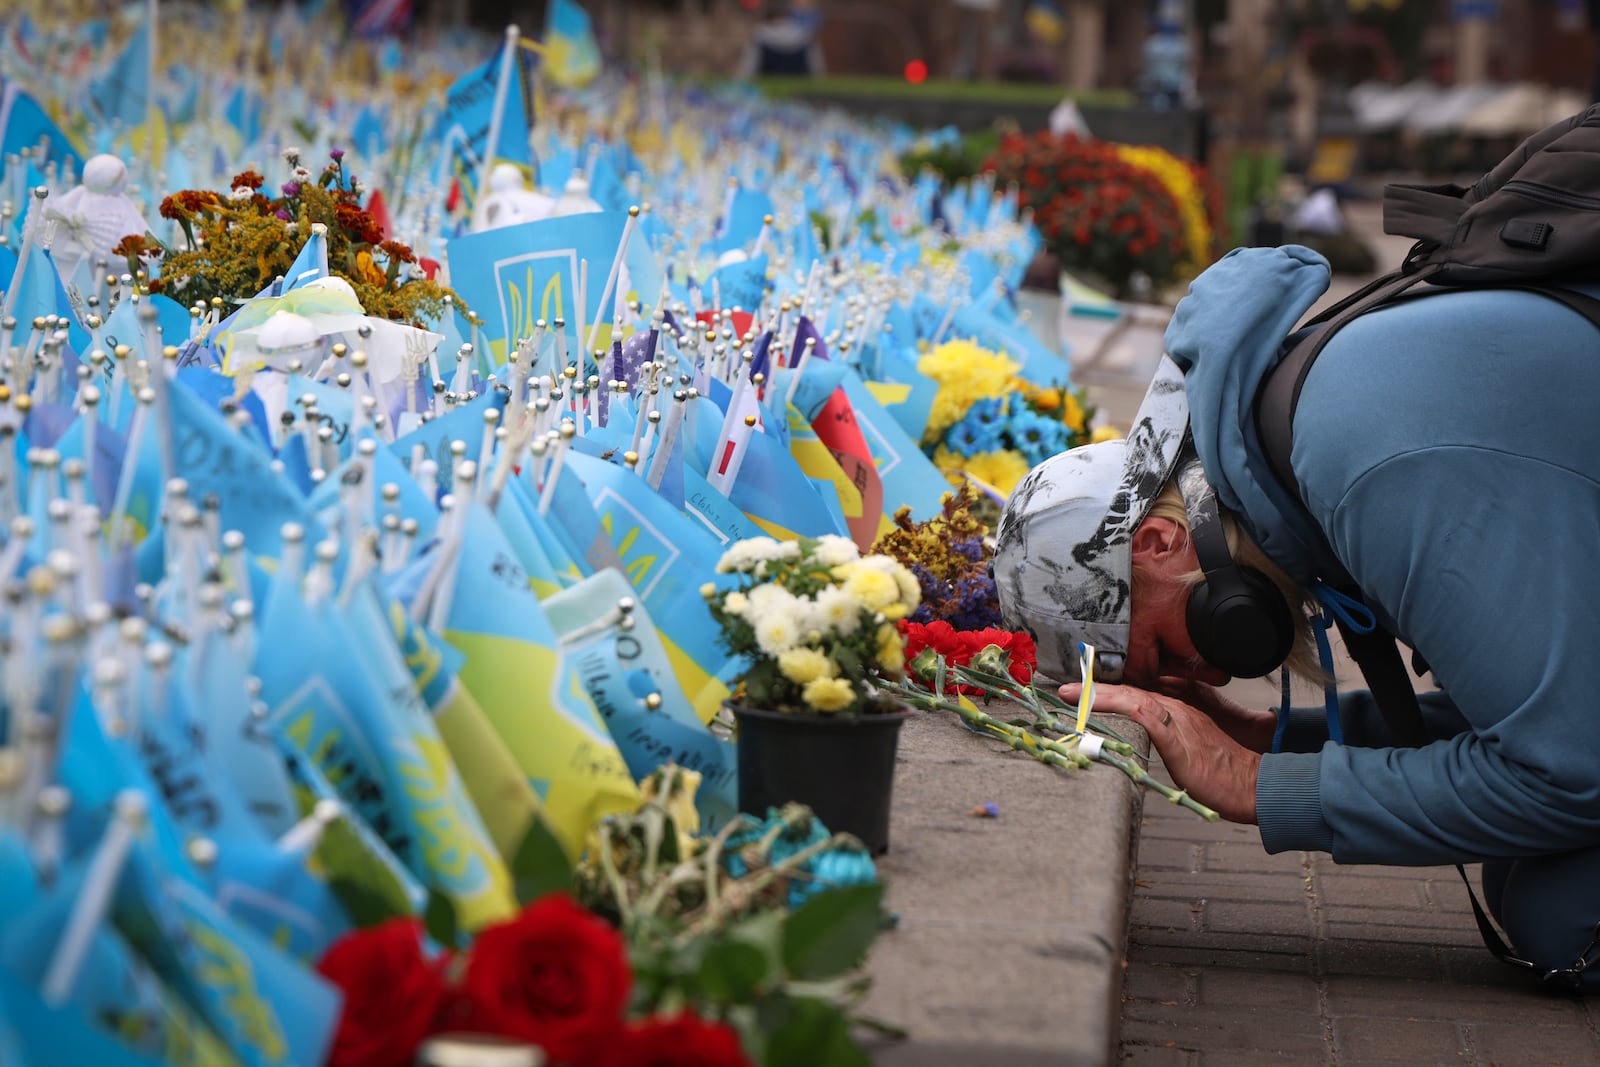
top-left (1059, 681), bottom-right (1262, 824)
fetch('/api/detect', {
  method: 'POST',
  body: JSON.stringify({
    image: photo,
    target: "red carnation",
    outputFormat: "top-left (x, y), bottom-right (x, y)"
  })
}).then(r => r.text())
top-left (900, 621), bottom-right (1037, 693)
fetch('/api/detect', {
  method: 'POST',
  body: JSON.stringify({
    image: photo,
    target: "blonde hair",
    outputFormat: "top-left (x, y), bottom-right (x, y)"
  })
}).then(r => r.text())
top-left (1140, 479), bottom-right (1328, 688)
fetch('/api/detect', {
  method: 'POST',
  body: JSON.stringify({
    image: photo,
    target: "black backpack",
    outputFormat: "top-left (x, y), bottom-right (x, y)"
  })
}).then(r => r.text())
top-left (1253, 103), bottom-right (1600, 987)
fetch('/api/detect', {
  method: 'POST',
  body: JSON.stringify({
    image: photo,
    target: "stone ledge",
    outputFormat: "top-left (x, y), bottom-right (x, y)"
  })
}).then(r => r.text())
top-left (862, 706), bottom-right (1149, 1065)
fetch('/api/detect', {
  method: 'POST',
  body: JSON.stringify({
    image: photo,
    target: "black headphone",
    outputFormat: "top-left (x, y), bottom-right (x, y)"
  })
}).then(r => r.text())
top-left (1174, 443), bottom-right (1295, 678)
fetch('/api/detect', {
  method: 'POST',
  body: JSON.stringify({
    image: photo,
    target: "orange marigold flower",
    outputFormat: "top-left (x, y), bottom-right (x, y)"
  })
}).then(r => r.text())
top-left (378, 240), bottom-right (415, 264)
top-left (174, 190), bottom-right (219, 213)
top-left (112, 234), bottom-right (147, 258)
top-left (334, 202), bottom-right (382, 245)
top-left (230, 171), bottom-right (265, 191)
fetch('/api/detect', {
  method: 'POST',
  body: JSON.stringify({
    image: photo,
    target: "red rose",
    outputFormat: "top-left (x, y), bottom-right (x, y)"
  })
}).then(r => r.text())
top-left (598, 1013), bottom-right (752, 1067)
top-left (317, 918), bottom-right (448, 1067)
top-left (452, 894), bottom-right (631, 1066)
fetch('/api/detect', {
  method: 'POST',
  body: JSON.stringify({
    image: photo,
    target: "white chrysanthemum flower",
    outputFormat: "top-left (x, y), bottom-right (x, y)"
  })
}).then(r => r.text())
top-left (716, 543), bottom-right (754, 573)
top-left (811, 534), bottom-right (859, 567)
top-left (722, 591), bottom-right (750, 617)
top-left (229, 186), bottom-right (253, 201)
top-left (292, 166), bottom-right (311, 181)
top-left (745, 582), bottom-right (797, 619)
top-left (281, 146), bottom-right (302, 163)
top-left (813, 586), bottom-right (863, 636)
top-left (754, 613), bottom-right (801, 657)
top-left (717, 536), bottom-right (793, 573)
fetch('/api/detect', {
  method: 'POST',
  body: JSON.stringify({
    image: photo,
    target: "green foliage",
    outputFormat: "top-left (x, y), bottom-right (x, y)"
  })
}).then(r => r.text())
top-left (572, 781), bottom-right (892, 1067)
top-left (423, 889), bottom-right (460, 949)
top-left (898, 129), bottom-right (1002, 190)
top-left (316, 814), bottom-right (418, 928)
top-left (781, 884), bottom-right (884, 980)
top-left (511, 813), bottom-right (575, 906)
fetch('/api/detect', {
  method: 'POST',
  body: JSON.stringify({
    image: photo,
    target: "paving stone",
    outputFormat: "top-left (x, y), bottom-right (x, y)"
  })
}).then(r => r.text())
top-left (1333, 1017), bottom-right (1465, 1061)
top-left (1120, 1010), bottom-right (1329, 1059)
top-left (1320, 937), bottom-right (1445, 979)
top-left (1120, 963), bottom-right (1194, 1005)
top-left (1313, 873), bottom-right (1432, 909)
top-left (1130, 896), bottom-right (1202, 932)
top-left (1132, 925), bottom-right (1315, 959)
top-left (1129, 942), bottom-right (1317, 976)
top-left (1195, 1052), bottom-right (1328, 1067)
top-left (1136, 838), bottom-right (1203, 872)
top-left (1199, 840), bottom-right (1310, 874)
top-left (1468, 1021), bottom-right (1600, 1066)
top-left (1119, 1044), bottom-right (1194, 1066)
top-left (1322, 917), bottom-right (1486, 948)
top-left (1200, 900), bottom-right (1311, 938)
top-left (1137, 870), bottom-right (1317, 901)
top-left (1196, 968), bottom-right (1320, 1011)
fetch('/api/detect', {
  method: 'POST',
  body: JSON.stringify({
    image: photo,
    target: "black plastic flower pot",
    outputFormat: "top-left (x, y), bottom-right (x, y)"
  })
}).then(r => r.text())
top-left (731, 703), bottom-right (910, 855)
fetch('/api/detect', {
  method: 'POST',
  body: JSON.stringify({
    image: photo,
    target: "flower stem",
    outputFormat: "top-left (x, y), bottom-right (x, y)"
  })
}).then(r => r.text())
top-left (1096, 751), bottom-right (1220, 821)
top-left (890, 674), bottom-right (1217, 820)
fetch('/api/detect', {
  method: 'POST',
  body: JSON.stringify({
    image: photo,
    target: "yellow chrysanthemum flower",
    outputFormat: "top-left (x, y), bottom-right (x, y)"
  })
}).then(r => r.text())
top-left (1091, 425), bottom-right (1123, 444)
top-left (917, 339), bottom-right (1022, 442)
top-left (876, 623), bottom-right (905, 675)
top-left (840, 567), bottom-right (899, 611)
top-left (962, 449), bottom-right (1033, 497)
top-left (778, 647), bottom-right (837, 685)
top-left (803, 676), bottom-right (856, 713)
top-left (1059, 390), bottom-right (1086, 434)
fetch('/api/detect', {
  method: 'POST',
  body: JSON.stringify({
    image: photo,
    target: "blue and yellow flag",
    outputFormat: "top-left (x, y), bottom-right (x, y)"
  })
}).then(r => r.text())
top-left (442, 500), bottom-right (640, 859)
top-left (432, 35), bottom-right (536, 210)
top-left (563, 450), bottom-right (741, 721)
top-left (254, 572), bottom-right (516, 931)
top-left (446, 210), bottom-right (663, 368)
top-left (544, 0), bottom-right (601, 88)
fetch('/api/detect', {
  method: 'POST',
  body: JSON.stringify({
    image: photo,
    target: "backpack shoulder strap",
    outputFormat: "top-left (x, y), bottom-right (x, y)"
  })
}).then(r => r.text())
top-left (1506, 284), bottom-right (1600, 330)
top-left (1256, 264), bottom-right (1441, 501)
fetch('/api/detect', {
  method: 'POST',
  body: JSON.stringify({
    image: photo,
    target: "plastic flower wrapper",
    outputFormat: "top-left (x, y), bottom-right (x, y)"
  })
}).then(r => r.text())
top-left (703, 535), bottom-right (919, 716)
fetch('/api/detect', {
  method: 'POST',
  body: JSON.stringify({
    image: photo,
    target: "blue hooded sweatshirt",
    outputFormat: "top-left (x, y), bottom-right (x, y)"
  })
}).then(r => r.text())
top-left (1165, 245), bottom-right (1600, 866)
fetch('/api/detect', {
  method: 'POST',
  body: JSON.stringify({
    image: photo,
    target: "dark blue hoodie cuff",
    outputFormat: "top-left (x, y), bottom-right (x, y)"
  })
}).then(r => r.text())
top-left (1257, 751), bottom-right (1334, 854)
top-left (1277, 706), bottom-right (1332, 753)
